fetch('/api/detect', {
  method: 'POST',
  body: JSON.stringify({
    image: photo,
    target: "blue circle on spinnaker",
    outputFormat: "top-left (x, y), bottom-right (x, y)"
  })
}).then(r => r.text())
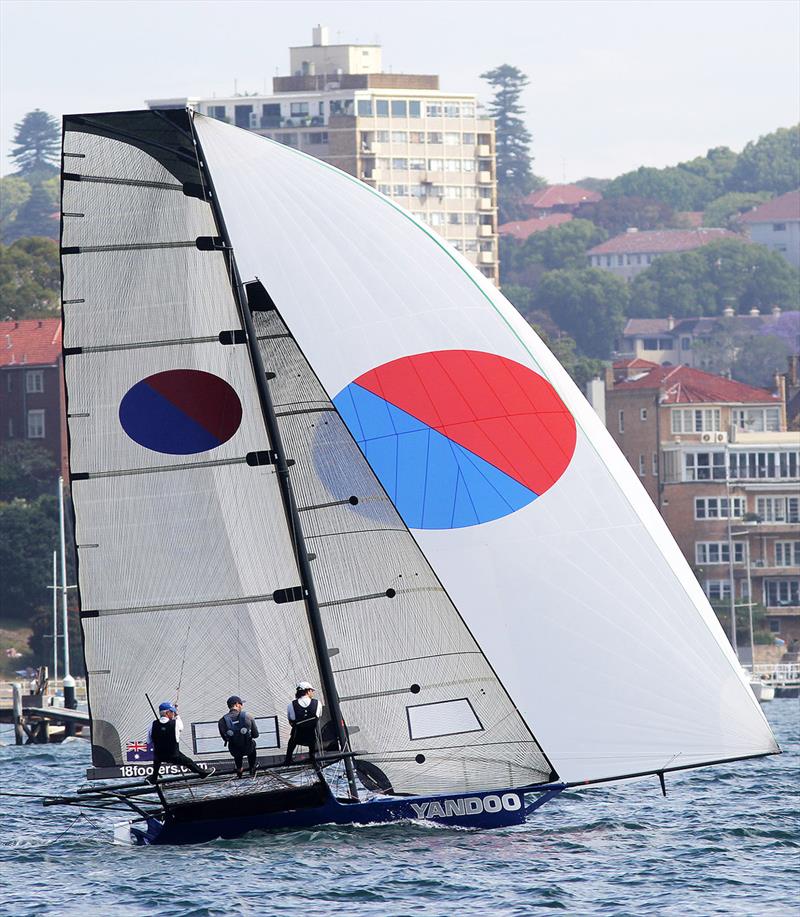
top-left (119, 369), bottom-right (242, 455)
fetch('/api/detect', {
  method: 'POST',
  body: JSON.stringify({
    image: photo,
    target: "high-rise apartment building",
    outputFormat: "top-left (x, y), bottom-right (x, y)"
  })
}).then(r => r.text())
top-left (147, 26), bottom-right (499, 283)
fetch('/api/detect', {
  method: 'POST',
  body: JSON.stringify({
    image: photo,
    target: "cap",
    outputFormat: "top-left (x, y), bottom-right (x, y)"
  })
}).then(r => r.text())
top-left (227, 695), bottom-right (244, 708)
top-left (296, 682), bottom-right (314, 692)
top-left (158, 701), bottom-right (176, 713)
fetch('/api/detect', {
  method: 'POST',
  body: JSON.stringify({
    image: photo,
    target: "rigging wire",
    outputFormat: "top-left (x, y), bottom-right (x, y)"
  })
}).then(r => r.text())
top-left (175, 620), bottom-right (192, 704)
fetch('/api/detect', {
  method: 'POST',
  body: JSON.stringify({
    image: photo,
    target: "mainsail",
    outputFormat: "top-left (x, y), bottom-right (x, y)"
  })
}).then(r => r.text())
top-left (192, 113), bottom-right (779, 785)
top-left (61, 110), bottom-right (554, 794)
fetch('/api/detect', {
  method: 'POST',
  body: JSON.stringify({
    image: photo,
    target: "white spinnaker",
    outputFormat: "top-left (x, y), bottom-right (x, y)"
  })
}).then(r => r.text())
top-left (194, 115), bottom-right (778, 783)
top-left (62, 118), bottom-right (322, 766)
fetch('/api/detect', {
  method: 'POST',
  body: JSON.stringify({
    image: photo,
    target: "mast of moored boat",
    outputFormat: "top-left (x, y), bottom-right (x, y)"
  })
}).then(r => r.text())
top-left (188, 112), bottom-right (359, 799)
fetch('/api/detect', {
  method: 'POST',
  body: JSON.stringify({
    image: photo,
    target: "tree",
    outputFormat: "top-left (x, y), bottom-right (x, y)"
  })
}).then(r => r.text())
top-left (730, 334), bottom-right (791, 390)
top-left (0, 176), bottom-right (32, 240)
top-left (480, 65), bottom-right (542, 222)
top-left (0, 442), bottom-right (59, 502)
top-left (501, 219), bottom-right (607, 287)
top-left (531, 324), bottom-right (606, 392)
top-left (28, 603), bottom-right (83, 671)
top-left (534, 268), bottom-right (628, 358)
top-left (577, 196), bottom-right (676, 236)
top-left (7, 181), bottom-right (59, 240)
top-left (702, 191), bottom-right (773, 230)
top-left (628, 238), bottom-right (800, 317)
top-left (728, 125), bottom-right (800, 195)
top-left (603, 164), bottom-right (716, 211)
top-left (0, 237), bottom-right (60, 319)
top-left (0, 495), bottom-right (59, 622)
top-left (10, 110), bottom-right (60, 177)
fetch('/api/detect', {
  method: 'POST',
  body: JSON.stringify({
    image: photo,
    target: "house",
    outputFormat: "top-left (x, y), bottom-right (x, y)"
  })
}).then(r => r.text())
top-left (586, 227), bottom-right (737, 280)
top-left (521, 183), bottom-right (601, 216)
top-left (0, 319), bottom-right (66, 480)
top-left (602, 362), bottom-right (799, 650)
top-left (739, 190), bottom-right (800, 269)
top-left (498, 212), bottom-right (572, 241)
top-left (616, 308), bottom-right (797, 368)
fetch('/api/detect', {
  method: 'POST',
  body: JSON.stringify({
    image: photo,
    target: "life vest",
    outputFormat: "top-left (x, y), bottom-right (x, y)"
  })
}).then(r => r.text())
top-left (151, 718), bottom-right (177, 757)
top-left (223, 711), bottom-right (252, 748)
top-left (292, 698), bottom-right (319, 735)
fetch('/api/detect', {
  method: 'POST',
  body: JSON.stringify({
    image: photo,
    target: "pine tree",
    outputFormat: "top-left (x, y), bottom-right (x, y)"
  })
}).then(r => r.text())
top-left (10, 110), bottom-right (60, 177)
top-left (480, 65), bottom-right (542, 223)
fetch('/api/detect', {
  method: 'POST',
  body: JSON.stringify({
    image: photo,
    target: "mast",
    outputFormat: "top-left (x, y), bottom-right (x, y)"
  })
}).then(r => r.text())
top-left (189, 113), bottom-right (359, 799)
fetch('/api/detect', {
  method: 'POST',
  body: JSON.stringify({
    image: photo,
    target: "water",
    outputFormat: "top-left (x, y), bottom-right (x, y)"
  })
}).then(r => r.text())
top-left (1, 700), bottom-right (798, 917)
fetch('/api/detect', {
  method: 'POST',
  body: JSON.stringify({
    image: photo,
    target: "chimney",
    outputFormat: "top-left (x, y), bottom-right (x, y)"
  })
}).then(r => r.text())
top-left (625, 227), bottom-right (638, 234)
top-left (666, 315), bottom-right (674, 331)
top-left (771, 305), bottom-right (782, 316)
top-left (604, 365), bottom-right (615, 390)
top-left (722, 306), bottom-right (735, 317)
top-left (749, 307), bottom-right (760, 316)
top-left (312, 24), bottom-right (328, 46)
top-left (789, 354), bottom-right (799, 386)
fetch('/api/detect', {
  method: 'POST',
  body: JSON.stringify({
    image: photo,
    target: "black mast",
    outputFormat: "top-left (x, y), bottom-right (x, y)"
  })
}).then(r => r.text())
top-left (189, 113), bottom-right (359, 800)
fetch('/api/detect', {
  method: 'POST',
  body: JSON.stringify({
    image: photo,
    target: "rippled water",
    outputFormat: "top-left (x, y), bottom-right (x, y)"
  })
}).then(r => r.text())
top-left (1, 700), bottom-right (797, 917)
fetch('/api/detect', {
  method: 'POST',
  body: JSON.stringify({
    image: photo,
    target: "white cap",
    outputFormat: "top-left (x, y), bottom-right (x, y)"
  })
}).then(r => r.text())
top-left (296, 681), bottom-right (314, 691)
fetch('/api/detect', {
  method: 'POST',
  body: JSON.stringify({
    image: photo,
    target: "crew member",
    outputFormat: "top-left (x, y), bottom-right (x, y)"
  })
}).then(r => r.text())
top-left (147, 701), bottom-right (213, 784)
top-left (218, 695), bottom-right (259, 778)
top-left (284, 682), bottom-right (323, 767)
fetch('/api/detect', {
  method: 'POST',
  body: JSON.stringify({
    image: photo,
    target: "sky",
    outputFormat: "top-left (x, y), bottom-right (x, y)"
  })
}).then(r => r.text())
top-left (1, 0), bottom-right (798, 182)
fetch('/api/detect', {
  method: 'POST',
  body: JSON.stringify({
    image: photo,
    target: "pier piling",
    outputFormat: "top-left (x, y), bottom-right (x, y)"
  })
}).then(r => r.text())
top-left (12, 683), bottom-right (23, 745)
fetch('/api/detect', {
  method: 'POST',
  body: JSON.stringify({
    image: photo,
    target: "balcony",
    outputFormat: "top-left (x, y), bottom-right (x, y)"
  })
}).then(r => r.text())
top-left (478, 144), bottom-right (491, 157)
top-left (478, 171), bottom-right (493, 184)
top-left (478, 198), bottom-right (493, 211)
top-left (361, 169), bottom-right (380, 182)
top-left (478, 251), bottom-right (495, 264)
top-left (478, 224), bottom-right (494, 237)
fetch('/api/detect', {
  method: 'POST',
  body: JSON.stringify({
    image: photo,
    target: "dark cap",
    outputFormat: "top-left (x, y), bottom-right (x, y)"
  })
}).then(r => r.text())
top-left (227, 695), bottom-right (244, 708)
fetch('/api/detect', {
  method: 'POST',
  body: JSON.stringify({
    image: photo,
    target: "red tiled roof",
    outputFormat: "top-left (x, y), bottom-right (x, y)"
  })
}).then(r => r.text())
top-left (523, 184), bottom-right (602, 209)
top-left (587, 228), bottom-right (737, 255)
top-left (739, 190), bottom-right (800, 223)
top-left (613, 358), bottom-right (660, 370)
top-left (0, 319), bottom-right (62, 368)
top-left (498, 213), bottom-right (572, 240)
top-left (615, 364), bottom-right (779, 404)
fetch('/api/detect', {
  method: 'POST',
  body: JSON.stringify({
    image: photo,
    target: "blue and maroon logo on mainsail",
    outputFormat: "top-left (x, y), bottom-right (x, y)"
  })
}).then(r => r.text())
top-left (333, 350), bottom-right (577, 529)
top-left (119, 369), bottom-right (242, 454)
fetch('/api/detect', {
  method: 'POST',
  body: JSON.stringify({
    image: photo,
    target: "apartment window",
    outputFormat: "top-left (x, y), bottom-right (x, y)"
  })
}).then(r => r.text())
top-left (462, 159), bottom-right (475, 172)
top-left (409, 131), bottom-right (425, 143)
top-left (618, 410), bottom-right (624, 433)
top-left (772, 223), bottom-right (786, 231)
top-left (409, 101), bottom-right (421, 118)
top-left (390, 100), bottom-right (407, 117)
top-left (374, 131), bottom-right (389, 143)
top-left (775, 542), bottom-right (800, 567)
top-left (376, 100), bottom-right (389, 117)
top-left (307, 132), bottom-right (328, 145)
top-left (444, 186), bottom-right (462, 199)
top-left (769, 619), bottom-right (781, 634)
top-left (445, 160), bottom-right (462, 173)
top-left (428, 212), bottom-right (445, 226)
top-left (276, 133), bottom-right (297, 146)
top-left (640, 408), bottom-right (647, 421)
top-left (378, 184), bottom-right (391, 195)
top-left (290, 103), bottom-right (309, 117)
top-left (393, 184), bottom-right (409, 197)
top-left (463, 213), bottom-right (478, 224)
top-left (462, 132), bottom-right (475, 144)
top-left (756, 497), bottom-right (800, 524)
top-left (27, 409), bottom-right (45, 439)
top-left (652, 453), bottom-right (658, 476)
top-left (464, 240), bottom-right (478, 252)
top-left (208, 105), bottom-right (226, 121)
top-left (729, 450), bottom-right (798, 480)
top-left (26, 370), bottom-right (44, 393)
top-left (462, 103), bottom-right (475, 117)
top-left (426, 103), bottom-right (442, 117)
top-left (428, 158), bottom-right (443, 171)
top-left (408, 158), bottom-right (425, 171)
top-left (694, 497), bottom-right (746, 520)
top-left (444, 132), bottom-right (460, 145)
top-left (732, 408), bottom-right (781, 432)
top-left (605, 256), bottom-right (612, 267)
top-left (638, 455), bottom-right (646, 476)
top-left (357, 100), bottom-right (373, 116)
top-left (685, 452), bottom-right (726, 480)
top-left (696, 542), bottom-right (744, 565)
top-left (671, 408), bottom-right (721, 433)
top-left (444, 103), bottom-right (460, 117)
top-left (391, 158), bottom-right (408, 170)
top-left (765, 580), bottom-right (800, 607)
top-left (447, 213), bottom-right (462, 225)
top-left (427, 132), bottom-right (443, 144)
top-left (681, 336), bottom-right (692, 350)
top-left (643, 337), bottom-right (673, 351)
top-left (391, 131), bottom-right (407, 143)
top-left (705, 580), bottom-right (731, 601)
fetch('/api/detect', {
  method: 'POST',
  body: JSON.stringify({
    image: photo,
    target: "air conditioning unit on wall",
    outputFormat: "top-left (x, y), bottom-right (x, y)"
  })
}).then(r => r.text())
top-left (715, 432), bottom-right (728, 443)
top-left (701, 432), bottom-right (714, 443)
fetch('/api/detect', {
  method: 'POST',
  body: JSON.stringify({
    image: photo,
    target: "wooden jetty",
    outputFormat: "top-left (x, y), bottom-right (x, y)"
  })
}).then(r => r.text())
top-left (0, 677), bottom-right (90, 744)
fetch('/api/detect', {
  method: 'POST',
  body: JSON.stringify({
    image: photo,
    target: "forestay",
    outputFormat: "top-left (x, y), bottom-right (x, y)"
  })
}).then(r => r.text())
top-left (194, 113), bottom-right (778, 785)
top-left (61, 112), bottom-right (321, 768)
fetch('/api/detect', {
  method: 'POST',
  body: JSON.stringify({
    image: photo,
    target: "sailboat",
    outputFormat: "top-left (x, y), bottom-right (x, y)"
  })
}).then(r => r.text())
top-left (47, 109), bottom-right (779, 845)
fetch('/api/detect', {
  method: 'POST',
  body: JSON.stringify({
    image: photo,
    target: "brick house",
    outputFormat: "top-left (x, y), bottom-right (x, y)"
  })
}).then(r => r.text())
top-left (0, 319), bottom-right (66, 481)
top-left (603, 362), bottom-right (800, 649)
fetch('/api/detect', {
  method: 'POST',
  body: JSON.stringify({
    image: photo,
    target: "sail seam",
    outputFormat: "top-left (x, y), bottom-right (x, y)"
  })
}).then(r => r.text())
top-left (333, 651), bottom-right (483, 674)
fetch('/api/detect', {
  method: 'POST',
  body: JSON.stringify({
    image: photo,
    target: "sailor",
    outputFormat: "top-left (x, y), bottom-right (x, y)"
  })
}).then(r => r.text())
top-left (284, 682), bottom-right (323, 767)
top-left (147, 701), bottom-right (213, 784)
top-left (217, 695), bottom-right (259, 778)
